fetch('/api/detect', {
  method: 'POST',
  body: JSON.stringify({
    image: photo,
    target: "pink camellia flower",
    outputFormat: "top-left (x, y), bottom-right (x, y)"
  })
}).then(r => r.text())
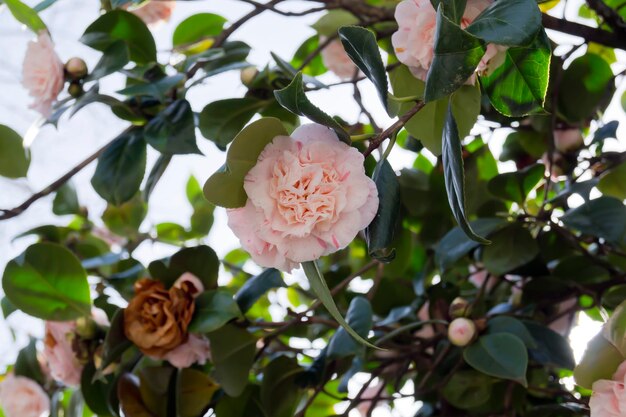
top-left (21, 32), bottom-right (64, 117)
top-left (227, 124), bottom-right (379, 272)
top-left (554, 129), bottom-right (584, 153)
top-left (43, 321), bottom-right (82, 387)
top-left (589, 361), bottom-right (626, 417)
top-left (0, 374), bottom-right (50, 417)
top-left (391, 0), bottom-right (492, 81)
top-left (173, 272), bottom-right (204, 297)
top-left (476, 44), bottom-right (508, 77)
top-left (320, 37), bottom-right (358, 80)
top-left (127, 1), bottom-right (176, 27)
top-left (448, 318), bottom-right (477, 347)
top-left (164, 334), bottom-right (211, 369)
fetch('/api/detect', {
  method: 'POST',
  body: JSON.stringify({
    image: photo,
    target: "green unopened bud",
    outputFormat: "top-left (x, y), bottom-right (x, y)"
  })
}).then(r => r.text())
top-left (240, 66), bottom-right (258, 87)
top-left (449, 297), bottom-right (471, 318)
top-left (75, 316), bottom-right (97, 339)
top-left (68, 82), bottom-right (83, 98)
top-left (65, 57), bottom-right (88, 80)
top-left (448, 318), bottom-right (477, 347)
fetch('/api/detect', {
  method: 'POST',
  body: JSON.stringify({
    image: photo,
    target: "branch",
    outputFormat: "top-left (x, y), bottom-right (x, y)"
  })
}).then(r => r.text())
top-left (214, 0), bottom-right (284, 48)
top-left (0, 141), bottom-right (112, 221)
top-left (542, 13), bottom-right (626, 50)
top-left (363, 101), bottom-right (425, 158)
top-left (585, 0), bottom-right (626, 34)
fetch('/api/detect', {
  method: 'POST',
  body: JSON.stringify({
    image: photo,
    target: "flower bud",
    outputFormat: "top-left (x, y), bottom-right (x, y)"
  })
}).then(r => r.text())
top-left (240, 66), bottom-right (258, 87)
top-left (449, 297), bottom-right (471, 318)
top-left (75, 316), bottom-right (97, 339)
top-left (65, 57), bottom-right (88, 80)
top-left (68, 82), bottom-right (83, 98)
top-left (448, 318), bottom-right (477, 347)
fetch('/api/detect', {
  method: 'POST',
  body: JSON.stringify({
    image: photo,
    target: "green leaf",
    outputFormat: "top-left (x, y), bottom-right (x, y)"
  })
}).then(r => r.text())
top-left (52, 182), bottom-right (80, 216)
top-left (442, 370), bottom-right (494, 410)
top-left (302, 261), bottom-right (378, 349)
top-left (91, 130), bottom-right (147, 205)
top-left (215, 385), bottom-right (265, 417)
top-left (144, 100), bottom-right (200, 155)
top-left (312, 10), bottom-right (359, 36)
top-left (558, 53), bottom-right (614, 123)
top-left (172, 13), bottom-right (227, 48)
top-left (524, 321), bottom-right (575, 370)
top-left (561, 196), bottom-right (626, 246)
top-left (338, 26), bottom-right (389, 112)
top-left (1, 297), bottom-right (17, 318)
top-left (81, 10), bottom-right (156, 64)
top-left (464, 333), bottom-right (528, 386)
top-left (198, 98), bottom-right (266, 150)
top-left (365, 160), bottom-right (399, 262)
top-left (274, 72), bottom-right (350, 143)
top-left (203, 117), bottom-right (288, 208)
top-left (97, 309), bottom-right (132, 376)
top-left (235, 268), bottom-right (286, 313)
top-left (86, 41), bottom-right (130, 81)
top-left (117, 74), bottom-right (184, 102)
top-left (102, 194), bottom-right (147, 238)
top-left (2, 242), bottom-right (91, 320)
top-left (430, 0), bottom-right (468, 24)
top-left (14, 339), bottom-right (45, 385)
top-left (466, 0), bottom-right (542, 46)
top-left (436, 218), bottom-right (506, 270)
top-left (574, 332), bottom-right (624, 389)
top-left (207, 324), bottom-right (257, 397)
top-left (82, 362), bottom-right (115, 416)
top-left (118, 373), bottom-right (156, 417)
top-left (189, 290), bottom-right (241, 333)
top-left (4, 0), bottom-right (47, 33)
top-left (148, 245), bottom-right (219, 290)
top-left (144, 154), bottom-right (171, 201)
top-left (327, 296), bottom-right (373, 359)
top-left (605, 300), bottom-right (626, 356)
top-left (480, 30), bottom-right (551, 116)
top-left (0, 124), bottom-right (30, 178)
top-left (424, 7), bottom-right (485, 102)
top-left (178, 369), bottom-right (219, 417)
top-left (260, 356), bottom-right (303, 417)
top-left (390, 65), bottom-right (480, 155)
top-left (487, 163), bottom-right (544, 203)
top-left (487, 316), bottom-right (537, 349)
top-left (598, 161), bottom-right (626, 200)
top-left (442, 104), bottom-right (489, 243)
top-left (482, 223), bottom-right (539, 275)
top-left (291, 36), bottom-right (326, 76)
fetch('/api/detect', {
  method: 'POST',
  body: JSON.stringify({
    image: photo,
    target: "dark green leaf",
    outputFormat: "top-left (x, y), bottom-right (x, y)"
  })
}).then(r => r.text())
top-left (327, 296), bottom-right (373, 359)
top-left (177, 369), bottom-right (219, 417)
top-left (524, 321), bottom-right (575, 370)
top-left (82, 362), bottom-right (115, 416)
top-left (442, 370), bottom-right (494, 410)
top-left (430, 0), bottom-right (467, 24)
top-left (91, 129), bottom-right (147, 205)
top-left (172, 13), bottom-right (227, 48)
top-left (424, 7), bottom-right (485, 102)
top-left (144, 100), bottom-right (200, 155)
top-left (102, 194), bottom-right (147, 238)
top-left (52, 182), bottom-right (80, 216)
top-left (235, 268), bottom-right (285, 313)
top-left (198, 98), bottom-right (266, 150)
top-left (561, 196), bottom-right (626, 246)
top-left (86, 41), bottom-right (130, 81)
top-left (466, 0), bottom-right (542, 46)
top-left (338, 26), bottom-right (389, 112)
top-left (203, 117), bottom-right (288, 208)
top-left (487, 316), bottom-right (537, 349)
top-left (487, 164), bottom-right (544, 203)
top-left (2, 242), bottom-right (91, 320)
top-left (207, 324), bottom-right (257, 397)
top-left (189, 290), bottom-right (241, 333)
top-left (312, 10), bottom-right (359, 36)
top-left (261, 356), bottom-right (303, 417)
top-left (4, 0), bottom-right (46, 33)
top-left (442, 104), bottom-right (489, 243)
top-left (144, 154), bottom-right (171, 202)
top-left (366, 160), bottom-right (399, 262)
top-left (598, 161), bottom-right (626, 200)
top-left (14, 339), bottom-right (45, 385)
top-left (0, 124), bottom-right (30, 178)
top-left (482, 223), bottom-right (539, 275)
top-left (117, 74), bottom-right (184, 102)
top-left (464, 333), bottom-right (528, 386)
top-left (1, 297), bottom-right (17, 318)
top-left (148, 245), bottom-right (219, 290)
top-left (593, 120), bottom-right (619, 143)
top-left (97, 309), bottom-right (132, 375)
top-left (274, 72), bottom-right (350, 143)
top-left (81, 10), bottom-right (156, 64)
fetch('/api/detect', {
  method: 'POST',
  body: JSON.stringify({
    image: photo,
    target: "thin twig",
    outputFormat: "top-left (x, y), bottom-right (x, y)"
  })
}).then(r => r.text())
top-left (363, 101), bottom-right (425, 158)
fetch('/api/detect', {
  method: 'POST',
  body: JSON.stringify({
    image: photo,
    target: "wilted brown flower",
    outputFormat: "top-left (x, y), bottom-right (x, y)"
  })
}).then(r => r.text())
top-left (124, 278), bottom-right (195, 357)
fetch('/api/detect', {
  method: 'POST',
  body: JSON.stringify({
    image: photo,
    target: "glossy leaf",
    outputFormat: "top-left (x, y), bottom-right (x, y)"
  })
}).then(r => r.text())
top-left (102, 194), bottom-right (147, 238)
top-left (235, 268), bottom-right (286, 313)
top-left (524, 321), bottom-right (575, 370)
top-left (144, 99), bottom-right (200, 155)
top-left (178, 369), bottom-right (220, 417)
top-left (87, 41), bottom-right (130, 81)
top-left (464, 333), bottom-right (528, 386)
top-left (338, 26), bottom-right (389, 112)
top-left (274, 72), bottom-right (350, 143)
top-left (52, 182), bottom-right (80, 216)
top-left (466, 0), bottom-right (542, 46)
top-left (203, 117), bottom-right (288, 208)
top-left (260, 356), bottom-right (303, 417)
top-left (199, 98), bottom-right (266, 150)
top-left (442, 370), bottom-right (493, 410)
top-left (430, 0), bottom-right (468, 24)
top-left (482, 224), bottom-right (539, 275)
top-left (312, 10), bottom-right (359, 36)
top-left (189, 290), bottom-right (241, 333)
top-left (0, 124), bottom-right (30, 178)
top-left (487, 164), bottom-right (544, 203)
top-left (148, 245), bottom-right (219, 290)
top-left (81, 362), bottom-right (115, 416)
top-left (487, 316), bottom-right (537, 349)
top-left (97, 309), bottom-right (132, 375)
top-left (4, 0), bottom-right (46, 33)
top-left (561, 196), bottom-right (626, 246)
top-left (598, 161), bottom-right (626, 200)
top-left (366, 160), bottom-right (400, 262)
top-left (208, 324), bottom-right (257, 397)
top-left (81, 10), bottom-right (156, 64)
top-left (92, 129), bottom-right (147, 205)
top-left (442, 104), bottom-right (489, 243)
top-left (14, 339), bottom-right (45, 385)
top-left (172, 13), bottom-right (227, 48)
top-left (2, 242), bottom-right (91, 320)
top-left (327, 297), bottom-right (373, 359)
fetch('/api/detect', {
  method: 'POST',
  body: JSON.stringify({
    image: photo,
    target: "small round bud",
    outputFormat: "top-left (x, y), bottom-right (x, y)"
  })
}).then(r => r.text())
top-left (75, 316), bottom-right (97, 339)
top-left (240, 66), bottom-right (258, 87)
top-left (68, 82), bottom-right (83, 98)
top-left (449, 297), bottom-right (471, 318)
top-left (65, 57), bottom-right (88, 80)
top-left (448, 318), bottom-right (477, 347)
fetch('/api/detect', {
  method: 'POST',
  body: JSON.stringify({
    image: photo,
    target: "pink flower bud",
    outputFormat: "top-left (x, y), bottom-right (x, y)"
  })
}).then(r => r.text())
top-left (65, 57), bottom-right (88, 80)
top-left (240, 66), bottom-right (258, 86)
top-left (448, 318), bottom-right (477, 347)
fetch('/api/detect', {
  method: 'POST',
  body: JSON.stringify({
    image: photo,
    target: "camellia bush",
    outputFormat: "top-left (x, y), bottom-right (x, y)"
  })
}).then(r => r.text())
top-left (1, 0), bottom-right (626, 416)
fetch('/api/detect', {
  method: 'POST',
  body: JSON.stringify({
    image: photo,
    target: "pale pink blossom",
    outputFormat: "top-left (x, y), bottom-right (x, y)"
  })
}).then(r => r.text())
top-left (554, 129), bottom-right (584, 153)
top-left (477, 44), bottom-right (508, 77)
top-left (21, 32), bottom-right (64, 117)
top-left (391, 0), bottom-right (492, 81)
top-left (0, 374), bottom-right (50, 417)
top-left (590, 361), bottom-right (626, 417)
top-left (356, 382), bottom-right (384, 416)
top-left (127, 1), bottom-right (176, 27)
top-left (164, 334), bottom-right (211, 369)
top-left (43, 321), bottom-right (82, 386)
top-left (227, 124), bottom-right (379, 272)
top-left (320, 37), bottom-right (358, 80)
top-left (173, 272), bottom-right (204, 297)
top-left (448, 318), bottom-right (477, 346)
